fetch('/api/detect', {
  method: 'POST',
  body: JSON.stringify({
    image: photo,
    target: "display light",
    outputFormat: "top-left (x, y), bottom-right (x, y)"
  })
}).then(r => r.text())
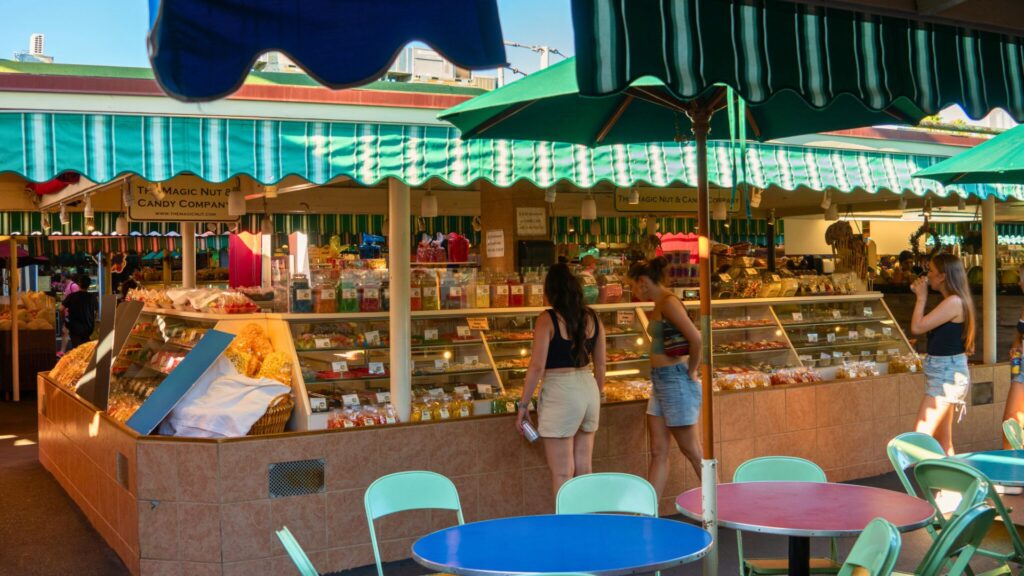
top-left (421, 191), bottom-right (438, 217)
top-left (544, 187), bottom-right (557, 203)
top-left (83, 195), bottom-right (94, 219)
top-left (228, 189), bottom-right (247, 216)
top-left (628, 187), bottom-right (640, 205)
top-left (115, 215), bottom-right (129, 235)
top-left (581, 194), bottom-right (597, 220)
top-left (957, 196), bottom-right (967, 211)
top-left (59, 203), bottom-right (69, 226)
top-left (712, 200), bottom-right (728, 220)
top-left (825, 203), bottom-right (839, 221)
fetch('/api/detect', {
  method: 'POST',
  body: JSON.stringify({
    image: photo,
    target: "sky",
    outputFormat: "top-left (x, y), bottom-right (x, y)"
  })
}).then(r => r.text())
top-left (0, 0), bottom-right (575, 79)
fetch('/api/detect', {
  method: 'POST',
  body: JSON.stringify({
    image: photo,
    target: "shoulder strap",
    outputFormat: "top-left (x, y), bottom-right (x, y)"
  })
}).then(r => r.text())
top-left (547, 309), bottom-right (561, 341)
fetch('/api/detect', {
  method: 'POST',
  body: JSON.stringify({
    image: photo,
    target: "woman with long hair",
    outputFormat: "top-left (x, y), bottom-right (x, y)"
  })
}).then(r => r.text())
top-left (627, 257), bottom-right (703, 496)
top-left (910, 252), bottom-right (976, 455)
top-left (516, 263), bottom-right (606, 498)
top-left (1004, 264), bottom-right (1024, 448)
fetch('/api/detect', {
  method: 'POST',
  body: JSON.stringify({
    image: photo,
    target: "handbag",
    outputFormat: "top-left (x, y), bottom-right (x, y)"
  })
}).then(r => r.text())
top-left (661, 320), bottom-right (690, 357)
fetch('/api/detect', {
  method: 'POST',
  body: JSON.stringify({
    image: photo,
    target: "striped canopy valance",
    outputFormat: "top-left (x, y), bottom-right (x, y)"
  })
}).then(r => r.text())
top-left (4, 112), bottom-right (1023, 200)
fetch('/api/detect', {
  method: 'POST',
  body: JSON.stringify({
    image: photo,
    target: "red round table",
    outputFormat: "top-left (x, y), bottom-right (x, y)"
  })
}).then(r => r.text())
top-left (676, 482), bottom-right (934, 576)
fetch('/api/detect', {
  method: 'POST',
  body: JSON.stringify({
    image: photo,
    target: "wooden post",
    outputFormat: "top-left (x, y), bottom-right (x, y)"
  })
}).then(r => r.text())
top-left (388, 179), bottom-right (412, 421)
top-left (9, 237), bottom-right (19, 402)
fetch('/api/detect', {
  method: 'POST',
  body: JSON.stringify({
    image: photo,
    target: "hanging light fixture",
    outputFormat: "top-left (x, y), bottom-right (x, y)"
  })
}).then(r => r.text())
top-left (86, 217), bottom-right (96, 232)
top-left (42, 211), bottom-right (51, 232)
top-left (59, 203), bottom-right (69, 226)
top-left (820, 190), bottom-right (832, 210)
top-left (957, 196), bottom-right (967, 211)
top-left (261, 215), bottom-right (274, 236)
top-left (898, 197), bottom-right (908, 211)
top-left (712, 199), bottom-right (728, 220)
top-left (115, 214), bottom-right (129, 235)
top-left (628, 187), bottom-right (640, 205)
top-left (923, 198), bottom-right (933, 219)
top-left (581, 193), bottom-right (597, 220)
top-left (590, 219), bottom-right (601, 236)
top-left (825, 203), bottom-right (839, 221)
top-left (264, 184), bottom-right (278, 198)
top-left (421, 190), bottom-right (439, 217)
top-left (544, 187), bottom-right (557, 203)
top-left (83, 194), bottom-right (94, 219)
top-left (228, 189), bottom-right (247, 216)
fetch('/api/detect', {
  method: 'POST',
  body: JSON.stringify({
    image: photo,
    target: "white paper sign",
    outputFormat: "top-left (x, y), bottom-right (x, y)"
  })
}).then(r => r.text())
top-left (296, 289), bottom-right (312, 301)
top-left (827, 332), bottom-right (837, 343)
top-left (465, 355), bottom-right (480, 365)
top-left (530, 284), bottom-right (544, 296)
top-left (428, 387), bottom-right (445, 396)
top-left (486, 229), bottom-right (505, 258)
top-left (516, 207), bottom-right (548, 236)
top-left (368, 361), bottom-right (386, 375)
top-left (315, 338), bottom-right (332, 349)
top-left (617, 311), bottom-right (635, 326)
top-left (364, 331), bottom-right (381, 346)
top-left (342, 394), bottom-right (361, 407)
top-left (864, 306), bottom-right (873, 317)
top-left (331, 361), bottom-right (349, 373)
top-left (375, 392), bottom-right (391, 404)
top-left (882, 327), bottom-right (892, 337)
top-left (831, 310), bottom-right (842, 319)
top-left (453, 385), bottom-right (471, 395)
top-left (434, 359), bottom-right (450, 370)
top-left (342, 289), bottom-right (357, 300)
top-left (449, 287), bottom-right (462, 297)
top-left (792, 312), bottom-right (804, 322)
top-left (807, 333), bottom-right (819, 343)
top-left (848, 331), bottom-right (859, 341)
top-left (457, 326), bottom-right (472, 338)
top-left (477, 384), bottom-right (493, 396)
top-left (321, 289), bottom-right (335, 300)
top-left (424, 328), bottom-right (439, 341)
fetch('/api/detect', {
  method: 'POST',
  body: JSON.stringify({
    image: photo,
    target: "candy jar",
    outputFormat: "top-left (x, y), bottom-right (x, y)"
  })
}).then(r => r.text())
top-left (525, 269), bottom-right (545, 307)
top-left (492, 273), bottom-right (510, 308)
top-left (313, 273), bottom-right (336, 313)
top-left (336, 270), bottom-right (359, 312)
top-left (420, 270), bottom-right (440, 311)
top-left (472, 273), bottom-right (491, 309)
top-left (360, 275), bottom-right (382, 312)
top-left (290, 274), bottom-right (313, 313)
top-left (508, 273), bottom-right (525, 307)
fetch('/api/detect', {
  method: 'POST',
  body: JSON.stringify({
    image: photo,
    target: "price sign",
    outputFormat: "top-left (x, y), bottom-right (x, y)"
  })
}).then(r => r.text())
top-left (424, 328), bottom-right (439, 341)
top-left (848, 331), bottom-right (859, 341)
top-left (467, 317), bottom-right (489, 331)
top-left (342, 289), bottom-right (357, 300)
top-left (410, 287), bottom-right (421, 298)
top-left (831, 310), bottom-right (842, 319)
top-left (342, 394), bottom-right (361, 407)
top-left (296, 289), bottom-right (312, 301)
top-left (423, 286), bottom-right (438, 298)
top-left (864, 306), bottom-right (873, 317)
top-left (453, 385), bottom-right (471, 395)
top-left (792, 312), bottom-right (804, 322)
top-left (343, 420), bottom-right (356, 428)
top-left (386, 413), bottom-right (396, 424)
top-left (861, 351), bottom-right (873, 358)
top-left (460, 405), bottom-right (470, 418)
top-left (807, 333), bottom-right (819, 343)
top-left (315, 338), bottom-right (332, 349)
top-left (827, 332), bottom-right (837, 343)
top-left (745, 267), bottom-right (758, 276)
top-left (309, 396), bottom-right (329, 413)
top-left (457, 326), bottom-right (472, 338)
top-left (428, 387), bottom-right (445, 396)
top-left (833, 351), bottom-right (844, 359)
top-left (820, 353), bottom-right (831, 360)
top-left (439, 407), bottom-right (450, 419)
top-left (476, 285), bottom-right (490, 299)
top-left (364, 331), bottom-right (381, 346)
top-left (882, 327), bottom-right (892, 337)
top-left (364, 287), bottom-right (380, 300)
top-left (321, 289), bottom-right (335, 300)
top-left (530, 284), bottom-right (544, 296)
top-left (434, 359), bottom-right (450, 370)
top-left (465, 355), bottom-right (480, 366)
top-left (449, 286), bottom-right (462, 297)
top-left (718, 273), bottom-right (733, 282)
top-left (363, 418), bottom-right (376, 427)
top-left (477, 384), bottom-right (493, 396)
top-left (496, 285), bottom-right (509, 295)
top-left (864, 328), bottom-right (876, 339)
top-left (368, 361), bottom-right (386, 375)
top-left (375, 392), bottom-right (391, 404)
top-left (331, 361), bottom-right (349, 373)
top-left (888, 348), bottom-right (900, 356)
top-left (616, 310), bottom-right (635, 326)
top-left (770, 274), bottom-right (781, 282)
top-left (421, 411), bottom-right (432, 421)
top-left (511, 285), bottom-right (524, 295)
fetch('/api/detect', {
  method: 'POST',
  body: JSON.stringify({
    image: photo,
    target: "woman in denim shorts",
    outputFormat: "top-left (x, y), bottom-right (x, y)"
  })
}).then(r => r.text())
top-left (628, 257), bottom-right (703, 496)
top-left (1004, 265), bottom-right (1024, 448)
top-left (910, 253), bottom-right (976, 456)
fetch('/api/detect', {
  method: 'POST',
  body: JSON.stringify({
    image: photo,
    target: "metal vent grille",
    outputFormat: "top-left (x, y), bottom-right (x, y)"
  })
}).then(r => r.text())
top-left (268, 459), bottom-right (325, 498)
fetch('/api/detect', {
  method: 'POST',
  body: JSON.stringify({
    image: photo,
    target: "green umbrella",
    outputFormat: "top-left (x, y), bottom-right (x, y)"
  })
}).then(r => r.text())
top-left (914, 124), bottom-right (1024, 185)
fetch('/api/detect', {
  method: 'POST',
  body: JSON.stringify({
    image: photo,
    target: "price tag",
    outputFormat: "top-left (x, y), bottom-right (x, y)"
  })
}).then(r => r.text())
top-left (385, 413), bottom-right (397, 425)
top-left (309, 395), bottom-right (329, 413)
top-left (467, 317), bottom-right (489, 331)
top-left (331, 361), bottom-right (349, 373)
top-left (315, 338), bottom-right (332, 349)
top-left (342, 289), bottom-right (357, 300)
top-left (296, 289), bottom-right (312, 301)
top-left (477, 384), bottom-right (493, 396)
top-left (453, 385), bottom-right (471, 395)
top-left (770, 274), bottom-right (781, 282)
top-left (421, 411), bottom-right (432, 421)
top-left (439, 407), bottom-right (450, 419)
top-left (864, 306), bottom-right (873, 317)
top-left (428, 387), bottom-right (444, 396)
top-left (449, 286), bottom-right (462, 297)
top-left (368, 361), bottom-right (386, 375)
top-left (364, 287), bottom-right (380, 300)
top-left (410, 287), bottom-right (422, 298)
top-left (616, 310), bottom-right (635, 326)
top-left (511, 285), bottom-right (524, 295)
top-left (457, 326), bottom-right (472, 338)
top-left (888, 348), bottom-right (900, 356)
top-left (343, 420), bottom-right (355, 428)
top-left (827, 332), bottom-right (837, 344)
top-left (465, 355), bottom-right (480, 366)
top-left (882, 327), bottom-right (892, 337)
top-left (434, 359), bottom-right (450, 370)
top-left (476, 285), bottom-right (490, 298)
top-left (807, 333), bottom-right (819, 343)
top-left (364, 331), bottom-right (381, 346)
top-left (530, 284), bottom-right (544, 295)
top-left (864, 328), bottom-right (876, 339)
top-left (342, 394), bottom-right (361, 407)
top-left (831, 310), bottom-right (842, 319)
top-left (363, 418), bottom-right (376, 427)
top-left (424, 328), bottom-right (439, 341)
top-left (505, 401), bottom-right (516, 413)
top-left (321, 289), bottom-right (335, 300)
top-left (460, 405), bottom-right (470, 418)
top-left (423, 286), bottom-right (438, 298)
top-left (820, 353), bottom-right (831, 360)
top-left (375, 392), bottom-right (391, 404)
top-left (718, 273), bottom-right (733, 282)
top-left (833, 351), bottom-right (844, 359)
top-left (791, 312), bottom-right (804, 322)
top-left (861, 351), bottom-right (873, 358)
top-left (745, 267), bottom-right (758, 276)
top-left (496, 285), bottom-right (509, 295)
top-left (848, 331), bottom-right (860, 341)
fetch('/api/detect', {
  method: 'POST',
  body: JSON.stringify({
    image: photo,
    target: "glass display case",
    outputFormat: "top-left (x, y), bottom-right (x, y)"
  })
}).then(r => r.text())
top-left (707, 301), bottom-right (801, 390)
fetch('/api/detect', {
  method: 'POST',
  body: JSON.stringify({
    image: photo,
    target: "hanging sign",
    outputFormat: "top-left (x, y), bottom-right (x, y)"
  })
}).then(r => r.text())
top-left (516, 207), bottom-right (548, 236)
top-left (613, 187), bottom-right (737, 213)
top-left (128, 175), bottom-right (239, 223)
top-left (486, 229), bottom-right (505, 258)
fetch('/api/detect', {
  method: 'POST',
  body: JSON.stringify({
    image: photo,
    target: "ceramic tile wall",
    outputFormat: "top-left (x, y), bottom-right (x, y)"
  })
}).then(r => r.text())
top-left (40, 366), bottom-right (1013, 576)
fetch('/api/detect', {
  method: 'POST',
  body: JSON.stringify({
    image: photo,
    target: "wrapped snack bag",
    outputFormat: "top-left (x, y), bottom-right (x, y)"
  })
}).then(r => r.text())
top-left (257, 351), bottom-right (293, 387)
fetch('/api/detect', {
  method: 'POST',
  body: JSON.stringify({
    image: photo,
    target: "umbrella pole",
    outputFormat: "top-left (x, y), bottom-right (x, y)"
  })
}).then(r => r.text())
top-left (688, 104), bottom-right (718, 576)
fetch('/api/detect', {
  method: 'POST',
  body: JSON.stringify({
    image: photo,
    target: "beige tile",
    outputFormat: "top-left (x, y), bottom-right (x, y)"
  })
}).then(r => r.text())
top-left (995, 365), bottom-right (1011, 401)
top-left (871, 417), bottom-right (903, 464)
top-left (138, 500), bottom-right (178, 560)
top-left (325, 545), bottom-right (376, 574)
top-left (971, 366), bottom-right (994, 385)
top-left (324, 428), bottom-right (382, 491)
top-left (117, 486), bottom-right (139, 554)
top-left (180, 562), bottom-right (222, 576)
top-left (178, 503), bottom-right (222, 563)
top-left (218, 441), bottom-right (269, 503)
top-left (719, 393), bottom-right (755, 441)
top-left (98, 474), bottom-right (120, 527)
top-left (271, 551), bottom-right (328, 576)
top-left (446, 475), bottom-right (480, 524)
top-left (755, 430), bottom-right (818, 464)
top-left (266, 435), bottom-right (328, 468)
top-left (176, 443), bottom-right (219, 503)
top-left (522, 438), bottom-right (548, 468)
top-left (753, 389), bottom-right (786, 437)
top-left (378, 536), bottom-right (417, 563)
top-left (785, 386), bottom-right (816, 431)
top-left (325, 488), bottom-right (371, 547)
top-left (137, 442), bottom-right (179, 502)
top-left (719, 438), bottom-right (757, 481)
top-left (376, 426), bottom-right (434, 476)
top-left (900, 375), bottom-right (927, 415)
top-left (374, 508), bottom-right (431, 542)
top-left (220, 500), bottom-right (272, 563)
top-left (872, 378), bottom-right (900, 419)
top-left (475, 418), bottom-right (526, 473)
top-left (430, 421), bottom-right (484, 477)
top-left (477, 470), bottom-right (523, 521)
top-left (966, 404), bottom-right (996, 446)
top-left (271, 493), bottom-right (327, 552)
top-left (522, 467), bottom-right (555, 515)
top-left (139, 559), bottom-right (182, 576)
top-left (221, 558), bottom-right (272, 576)
top-left (604, 404), bottom-right (647, 457)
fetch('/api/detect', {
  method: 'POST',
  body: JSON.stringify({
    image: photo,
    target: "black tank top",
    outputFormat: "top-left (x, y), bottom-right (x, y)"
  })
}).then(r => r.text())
top-left (927, 321), bottom-right (965, 356)
top-left (544, 309), bottom-right (599, 369)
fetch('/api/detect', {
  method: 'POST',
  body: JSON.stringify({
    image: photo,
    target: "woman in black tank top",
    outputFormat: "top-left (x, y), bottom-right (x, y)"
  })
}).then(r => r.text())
top-left (910, 253), bottom-right (975, 455)
top-left (1005, 264), bottom-right (1024, 448)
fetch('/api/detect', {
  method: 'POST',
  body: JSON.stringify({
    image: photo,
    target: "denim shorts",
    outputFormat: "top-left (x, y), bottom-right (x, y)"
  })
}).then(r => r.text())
top-left (647, 363), bottom-right (702, 427)
top-left (923, 354), bottom-right (970, 419)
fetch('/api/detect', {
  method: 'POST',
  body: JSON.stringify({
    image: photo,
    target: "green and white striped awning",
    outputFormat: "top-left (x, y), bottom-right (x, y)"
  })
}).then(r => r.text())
top-left (572, 0), bottom-right (1024, 122)
top-left (3, 111), bottom-right (1023, 200)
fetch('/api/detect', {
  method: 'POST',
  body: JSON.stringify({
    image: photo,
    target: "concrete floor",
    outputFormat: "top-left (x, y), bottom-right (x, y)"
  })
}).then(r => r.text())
top-left (0, 397), bottom-right (1012, 576)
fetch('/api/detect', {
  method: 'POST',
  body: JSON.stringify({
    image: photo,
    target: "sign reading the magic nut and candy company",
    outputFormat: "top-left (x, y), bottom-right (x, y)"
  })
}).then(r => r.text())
top-left (613, 187), bottom-right (736, 213)
top-left (129, 176), bottom-right (239, 222)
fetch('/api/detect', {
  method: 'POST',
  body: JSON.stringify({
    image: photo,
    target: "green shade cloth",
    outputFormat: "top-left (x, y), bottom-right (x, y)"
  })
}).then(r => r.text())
top-left (914, 124), bottom-right (1024, 184)
top-left (3, 112), bottom-right (1022, 200)
top-left (571, 0), bottom-right (1024, 123)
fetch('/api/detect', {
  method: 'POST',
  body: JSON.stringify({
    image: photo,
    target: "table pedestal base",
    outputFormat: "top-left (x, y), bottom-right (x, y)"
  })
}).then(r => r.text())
top-left (788, 536), bottom-right (810, 576)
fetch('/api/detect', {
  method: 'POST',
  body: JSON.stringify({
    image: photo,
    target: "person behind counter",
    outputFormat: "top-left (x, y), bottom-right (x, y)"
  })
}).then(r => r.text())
top-left (627, 257), bottom-right (703, 495)
top-left (516, 263), bottom-right (607, 498)
top-left (1005, 264), bottom-right (1024, 449)
top-left (910, 253), bottom-right (975, 456)
top-left (62, 274), bottom-right (97, 352)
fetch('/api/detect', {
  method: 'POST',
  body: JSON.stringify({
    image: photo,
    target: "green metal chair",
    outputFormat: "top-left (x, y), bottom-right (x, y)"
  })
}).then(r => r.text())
top-left (1003, 419), bottom-right (1023, 450)
top-left (275, 526), bottom-right (320, 576)
top-left (364, 471), bottom-right (464, 576)
top-left (913, 459), bottom-right (1023, 571)
top-left (733, 456), bottom-right (840, 576)
top-left (887, 432), bottom-right (946, 499)
top-left (892, 504), bottom-right (1009, 576)
top-left (555, 472), bottom-right (658, 517)
top-left (836, 518), bottom-right (901, 576)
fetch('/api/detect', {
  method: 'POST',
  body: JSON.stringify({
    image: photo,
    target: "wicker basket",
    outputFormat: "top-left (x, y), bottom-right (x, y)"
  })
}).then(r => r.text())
top-left (247, 393), bottom-right (294, 436)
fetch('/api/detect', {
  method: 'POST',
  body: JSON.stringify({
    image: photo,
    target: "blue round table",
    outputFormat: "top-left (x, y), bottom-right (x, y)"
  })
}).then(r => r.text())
top-left (412, 514), bottom-right (713, 576)
top-left (954, 450), bottom-right (1024, 487)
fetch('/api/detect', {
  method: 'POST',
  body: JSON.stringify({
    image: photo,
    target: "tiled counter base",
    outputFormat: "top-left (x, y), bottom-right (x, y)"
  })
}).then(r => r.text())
top-left (37, 365), bottom-right (1010, 576)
